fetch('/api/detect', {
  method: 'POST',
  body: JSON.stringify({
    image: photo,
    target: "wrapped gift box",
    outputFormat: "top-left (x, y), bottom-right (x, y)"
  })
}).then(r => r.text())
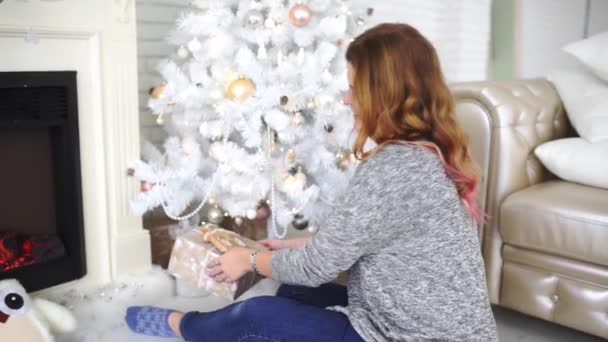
top-left (168, 224), bottom-right (266, 300)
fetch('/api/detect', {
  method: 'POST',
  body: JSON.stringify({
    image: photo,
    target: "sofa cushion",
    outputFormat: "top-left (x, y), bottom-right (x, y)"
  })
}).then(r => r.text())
top-left (549, 67), bottom-right (608, 143)
top-left (563, 31), bottom-right (608, 83)
top-left (501, 180), bottom-right (608, 266)
top-left (535, 138), bottom-right (608, 189)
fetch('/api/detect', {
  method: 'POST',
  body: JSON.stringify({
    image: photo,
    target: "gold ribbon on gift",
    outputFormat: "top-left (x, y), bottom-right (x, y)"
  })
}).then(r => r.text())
top-left (200, 224), bottom-right (249, 253)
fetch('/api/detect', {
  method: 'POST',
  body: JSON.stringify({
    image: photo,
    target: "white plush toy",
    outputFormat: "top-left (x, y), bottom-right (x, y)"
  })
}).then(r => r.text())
top-left (0, 279), bottom-right (76, 342)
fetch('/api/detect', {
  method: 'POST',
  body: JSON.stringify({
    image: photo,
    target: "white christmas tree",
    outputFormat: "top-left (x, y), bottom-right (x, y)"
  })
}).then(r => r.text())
top-left (130, 0), bottom-right (371, 238)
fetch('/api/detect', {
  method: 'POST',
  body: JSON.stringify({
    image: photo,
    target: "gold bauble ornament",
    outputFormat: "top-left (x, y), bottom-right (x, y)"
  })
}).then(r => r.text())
top-left (149, 82), bottom-right (167, 98)
top-left (227, 77), bottom-right (255, 102)
top-left (288, 3), bottom-right (313, 27)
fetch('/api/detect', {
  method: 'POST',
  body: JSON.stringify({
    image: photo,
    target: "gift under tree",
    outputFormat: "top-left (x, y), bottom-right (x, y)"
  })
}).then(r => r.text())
top-left (130, 0), bottom-right (371, 238)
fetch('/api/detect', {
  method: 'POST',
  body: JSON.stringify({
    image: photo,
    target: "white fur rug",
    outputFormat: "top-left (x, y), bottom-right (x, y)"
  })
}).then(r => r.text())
top-left (41, 267), bottom-right (279, 342)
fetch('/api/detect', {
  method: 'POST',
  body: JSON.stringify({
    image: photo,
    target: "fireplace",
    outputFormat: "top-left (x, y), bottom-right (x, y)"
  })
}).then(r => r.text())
top-left (0, 71), bottom-right (86, 292)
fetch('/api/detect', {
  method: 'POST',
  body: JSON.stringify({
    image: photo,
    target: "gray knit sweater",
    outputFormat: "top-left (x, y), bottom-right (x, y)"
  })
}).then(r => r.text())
top-left (271, 144), bottom-right (498, 341)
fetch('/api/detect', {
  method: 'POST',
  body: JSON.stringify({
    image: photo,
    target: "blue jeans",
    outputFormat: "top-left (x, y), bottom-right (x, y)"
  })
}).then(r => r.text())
top-left (179, 283), bottom-right (365, 342)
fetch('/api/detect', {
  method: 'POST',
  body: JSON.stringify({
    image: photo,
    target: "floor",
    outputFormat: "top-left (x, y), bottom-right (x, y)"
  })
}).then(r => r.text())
top-left (49, 268), bottom-right (607, 342)
top-left (493, 306), bottom-right (607, 342)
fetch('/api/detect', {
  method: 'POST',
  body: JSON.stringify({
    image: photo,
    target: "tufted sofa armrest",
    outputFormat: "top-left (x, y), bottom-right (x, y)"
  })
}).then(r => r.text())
top-left (451, 79), bottom-right (570, 303)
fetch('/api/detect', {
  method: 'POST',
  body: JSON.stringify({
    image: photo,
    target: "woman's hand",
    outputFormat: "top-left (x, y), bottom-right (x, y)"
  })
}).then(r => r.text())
top-left (206, 247), bottom-right (251, 283)
top-left (259, 236), bottom-right (312, 250)
top-left (258, 239), bottom-right (289, 250)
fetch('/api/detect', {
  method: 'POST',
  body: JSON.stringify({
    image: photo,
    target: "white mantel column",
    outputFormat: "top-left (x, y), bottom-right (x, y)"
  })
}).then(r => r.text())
top-left (101, 1), bottom-right (152, 279)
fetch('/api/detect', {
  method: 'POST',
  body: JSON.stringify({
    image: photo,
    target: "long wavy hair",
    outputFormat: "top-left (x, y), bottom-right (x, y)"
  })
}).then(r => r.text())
top-left (346, 23), bottom-right (483, 223)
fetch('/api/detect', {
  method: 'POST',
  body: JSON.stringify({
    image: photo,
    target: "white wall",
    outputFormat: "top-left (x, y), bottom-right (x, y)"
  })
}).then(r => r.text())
top-left (136, 0), bottom-right (190, 146)
top-left (352, 0), bottom-right (492, 82)
top-left (515, 0), bottom-right (608, 78)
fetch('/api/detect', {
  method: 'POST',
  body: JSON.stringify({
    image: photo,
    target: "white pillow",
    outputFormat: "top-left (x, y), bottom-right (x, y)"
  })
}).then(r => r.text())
top-left (535, 138), bottom-right (608, 189)
top-left (563, 31), bottom-right (608, 83)
top-left (549, 68), bottom-right (608, 142)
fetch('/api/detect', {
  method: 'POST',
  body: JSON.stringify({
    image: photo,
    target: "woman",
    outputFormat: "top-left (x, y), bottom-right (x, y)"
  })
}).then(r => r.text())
top-left (126, 23), bottom-right (498, 341)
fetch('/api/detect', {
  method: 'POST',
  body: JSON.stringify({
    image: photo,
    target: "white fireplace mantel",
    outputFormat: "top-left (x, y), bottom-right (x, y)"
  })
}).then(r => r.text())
top-left (0, 0), bottom-right (151, 292)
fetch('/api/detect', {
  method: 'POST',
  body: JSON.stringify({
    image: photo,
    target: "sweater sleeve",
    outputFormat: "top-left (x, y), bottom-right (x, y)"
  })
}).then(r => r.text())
top-left (270, 155), bottom-right (416, 286)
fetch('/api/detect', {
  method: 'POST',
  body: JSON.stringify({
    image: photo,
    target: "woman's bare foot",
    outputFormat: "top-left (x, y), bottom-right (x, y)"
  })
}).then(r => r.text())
top-left (168, 311), bottom-right (184, 337)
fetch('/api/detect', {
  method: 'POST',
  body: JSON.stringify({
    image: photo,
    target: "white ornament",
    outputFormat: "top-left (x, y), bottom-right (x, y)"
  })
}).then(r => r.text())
top-left (307, 224), bottom-right (319, 233)
top-left (187, 38), bottom-right (202, 53)
top-left (246, 209), bottom-right (257, 220)
top-left (177, 46), bottom-right (190, 59)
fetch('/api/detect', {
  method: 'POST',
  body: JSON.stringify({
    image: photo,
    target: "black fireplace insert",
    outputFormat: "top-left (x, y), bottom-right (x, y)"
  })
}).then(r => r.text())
top-left (0, 71), bottom-right (86, 292)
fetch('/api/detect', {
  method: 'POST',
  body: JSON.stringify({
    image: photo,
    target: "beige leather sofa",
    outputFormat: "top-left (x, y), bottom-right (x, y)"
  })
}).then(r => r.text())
top-left (451, 79), bottom-right (608, 339)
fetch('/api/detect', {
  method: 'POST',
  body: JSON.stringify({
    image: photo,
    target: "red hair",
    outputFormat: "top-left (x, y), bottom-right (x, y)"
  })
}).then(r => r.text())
top-left (346, 23), bottom-right (484, 223)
